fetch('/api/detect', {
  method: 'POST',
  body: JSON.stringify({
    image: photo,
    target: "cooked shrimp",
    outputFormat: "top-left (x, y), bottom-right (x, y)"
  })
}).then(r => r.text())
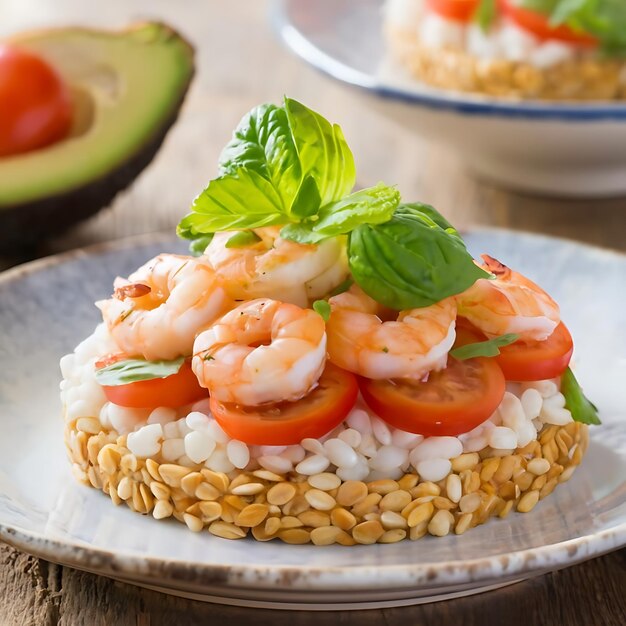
top-left (97, 254), bottom-right (231, 361)
top-left (192, 298), bottom-right (327, 406)
top-left (204, 227), bottom-right (348, 307)
top-left (326, 285), bottom-right (456, 380)
top-left (456, 255), bottom-right (560, 341)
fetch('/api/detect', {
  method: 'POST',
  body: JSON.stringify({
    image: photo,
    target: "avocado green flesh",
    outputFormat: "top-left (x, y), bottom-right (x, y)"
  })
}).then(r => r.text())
top-left (0, 23), bottom-right (193, 206)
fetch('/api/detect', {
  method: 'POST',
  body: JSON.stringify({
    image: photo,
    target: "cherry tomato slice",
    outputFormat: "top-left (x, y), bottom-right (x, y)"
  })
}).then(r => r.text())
top-left (359, 356), bottom-right (505, 437)
top-left (498, 0), bottom-right (597, 46)
top-left (426, 0), bottom-right (479, 22)
top-left (210, 363), bottom-right (358, 445)
top-left (494, 322), bottom-right (573, 381)
top-left (0, 45), bottom-right (73, 157)
top-left (98, 359), bottom-right (208, 409)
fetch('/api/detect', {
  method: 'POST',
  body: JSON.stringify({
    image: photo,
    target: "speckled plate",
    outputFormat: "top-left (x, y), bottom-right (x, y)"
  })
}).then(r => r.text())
top-left (0, 230), bottom-right (625, 610)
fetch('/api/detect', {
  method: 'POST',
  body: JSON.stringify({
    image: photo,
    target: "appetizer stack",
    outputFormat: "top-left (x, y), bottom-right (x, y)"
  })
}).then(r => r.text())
top-left (384, 0), bottom-right (626, 99)
top-left (60, 99), bottom-right (599, 544)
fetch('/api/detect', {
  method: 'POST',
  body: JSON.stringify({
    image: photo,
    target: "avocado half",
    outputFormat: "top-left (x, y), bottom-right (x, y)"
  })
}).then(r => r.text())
top-left (0, 22), bottom-right (194, 252)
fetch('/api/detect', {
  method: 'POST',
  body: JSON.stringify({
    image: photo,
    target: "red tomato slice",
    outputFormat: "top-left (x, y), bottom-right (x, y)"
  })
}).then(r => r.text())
top-left (498, 0), bottom-right (597, 46)
top-left (359, 355), bottom-right (505, 437)
top-left (426, 0), bottom-right (479, 22)
top-left (210, 363), bottom-right (358, 445)
top-left (98, 359), bottom-right (208, 409)
top-left (0, 45), bottom-right (73, 157)
top-left (494, 322), bottom-right (573, 381)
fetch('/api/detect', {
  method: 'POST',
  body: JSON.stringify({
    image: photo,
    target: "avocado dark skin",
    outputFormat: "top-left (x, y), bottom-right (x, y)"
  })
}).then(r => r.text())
top-left (0, 23), bottom-right (195, 255)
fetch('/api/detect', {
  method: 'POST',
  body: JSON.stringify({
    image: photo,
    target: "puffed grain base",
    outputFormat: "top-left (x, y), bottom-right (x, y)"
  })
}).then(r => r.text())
top-left (386, 25), bottom-right (626, 101)
top-left (64, 415), bottom-right (589, 545)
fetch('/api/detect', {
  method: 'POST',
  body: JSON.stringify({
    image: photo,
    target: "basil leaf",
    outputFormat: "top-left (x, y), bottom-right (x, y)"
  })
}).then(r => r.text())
top-left (561, 367), bottom-right (601, 425)
top-left (281, 183), bottom-right (400, 244)
top-left (185, 169), bottom-right (285, 232)
top-left (348, 207), bottom-right (490, 310)
top-left (474, 0), bottom-right (497, 31)
top-left (450, 334), bottom-right (519, 360)
top-left (520, 0), bottom-right (626, 56)
top-left (188, 234), bottom-right (214, 256)
top-left (313, 300), bottom-right (331, 321)
top-left (178, 98), bottom-right (357, 239)
top-left (219, 103), bottom-right (304, 214)
top-left (225, 230), bottom-right (262, 248)
top-left (95, 357), bottom-right (185, 387)
top-left (284, 97), bottom-right (356, 207)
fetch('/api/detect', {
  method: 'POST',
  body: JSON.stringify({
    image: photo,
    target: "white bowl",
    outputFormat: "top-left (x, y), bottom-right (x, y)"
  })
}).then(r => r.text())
top-left (273, 0), bottom-right (626, 197)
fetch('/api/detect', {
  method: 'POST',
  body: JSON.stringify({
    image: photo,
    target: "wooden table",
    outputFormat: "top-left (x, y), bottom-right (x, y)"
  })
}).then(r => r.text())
top-left (1, 1), bottom-right (625, 624)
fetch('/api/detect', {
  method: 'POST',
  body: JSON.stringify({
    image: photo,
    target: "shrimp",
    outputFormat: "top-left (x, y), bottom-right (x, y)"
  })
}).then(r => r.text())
top-left (456, 255), bottom-right (560, 341)
top-left (192, 298), bottom-right (327, 406)
top-left (97, 254), bottom-right (231, 361)
top-left (326, 285), bottom-right (456, 380)
top-left (204, 227), bottom-right (348, 307)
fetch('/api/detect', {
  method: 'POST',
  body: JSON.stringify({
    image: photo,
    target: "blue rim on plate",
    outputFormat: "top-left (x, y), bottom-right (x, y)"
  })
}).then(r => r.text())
top-left (272, 0), bottom-right (626, 122)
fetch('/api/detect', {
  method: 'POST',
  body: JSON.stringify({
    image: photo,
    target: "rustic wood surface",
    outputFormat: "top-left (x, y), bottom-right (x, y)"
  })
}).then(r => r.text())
top-left (1, 1), bottom-right (625, 624)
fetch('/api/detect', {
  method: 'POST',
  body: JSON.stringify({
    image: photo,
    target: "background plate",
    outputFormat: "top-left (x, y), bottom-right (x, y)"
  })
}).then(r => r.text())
top-left (0, 230), bottom-right (624, 609)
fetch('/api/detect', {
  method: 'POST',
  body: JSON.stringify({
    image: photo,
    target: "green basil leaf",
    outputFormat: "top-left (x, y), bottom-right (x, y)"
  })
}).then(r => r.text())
top-left (561, 367), bottom-right (601, 425)
top-left (348, 207), bottom-right (490, 310)
top-left (290, 174), bottom-right (322, 219)
top-left (219, 103), bottom-right (303, 213)
top-left (450, 334), bottom-right (519, 360)
top-left (313, 299), bottom-right (331, 321)
top-left (519, 0), bottom-right (626, 56)
top-left (225, 230), bottom-right (262, 248)
top-left (95, 357), bottom-right (185, 387)
top-left (474, 0), bottom-right (497, 31)
top-left (284, 97), bottom-right (356, 206)
top-left (280, 183), bottom-right (400, 244)
top-left (188, 234), bottom-right (214, 256)
top-left (183, 169), bottom-right (285, 233)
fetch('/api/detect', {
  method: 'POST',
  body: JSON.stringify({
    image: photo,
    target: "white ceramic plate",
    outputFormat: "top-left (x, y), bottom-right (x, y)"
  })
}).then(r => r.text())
top-left (0, 230), bottom-right (625, 610)
top-left (273, 0), bottom-right (626, 196)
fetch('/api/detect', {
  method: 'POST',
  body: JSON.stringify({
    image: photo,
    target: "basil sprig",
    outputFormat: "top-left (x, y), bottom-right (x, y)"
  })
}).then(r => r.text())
top-left (521, 0), bottom-right (626, 55)
top-left (348, 203), bottom-right (490, 310)
top-left (178, 97), bottom-right (358, 240)
top-left (179, 98), bottom-right (489, 310)
top-left (450, 334), bottom-right (519, 360)
top-left (95, 357), bottom-right (185, 386)
top-left (561, 367), bottom-right (601, 425)
top-left (474, 0), bottom-right (626, 56)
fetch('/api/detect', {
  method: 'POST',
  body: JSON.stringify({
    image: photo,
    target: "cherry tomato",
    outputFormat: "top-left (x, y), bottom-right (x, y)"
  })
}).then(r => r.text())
top-left (0, 45), bottom-right (73, 157)
top-left (498, 0), bottom-right (597, 46)
top-left (210, 363), bottom-right (358, 445)
top-left (494, 322), bottom-right (573, 381)
top-left (359, 355), bottom-right (506, 437)
top-left (455, 319), bottom-right (574, 382)
top-left (426, 0), bottom-right (479, 22)
top-left (98, 358), bottom-right (208, 409)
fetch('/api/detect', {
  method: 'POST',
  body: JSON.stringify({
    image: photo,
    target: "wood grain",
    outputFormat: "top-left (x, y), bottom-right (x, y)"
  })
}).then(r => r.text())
top-left (1, 0), bottom-right (625, 623)
top-left (1, 543), bottom-right (625, 626)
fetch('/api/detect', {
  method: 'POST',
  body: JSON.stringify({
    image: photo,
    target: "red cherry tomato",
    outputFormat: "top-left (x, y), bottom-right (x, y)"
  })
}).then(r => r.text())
top-left (498, 0), bottom-right (597, 46)
top-left (426, 0), bottom-right (479, 22)
top-left (97, 357), bottom-right (208, 409)
top-left (359, 355), bottom-right (506, 437)
top-left (494, 322), bottom-right (573, 381)
top-left (210, 363), bottom-right (358, 445)
top-left (0, 45), bottom-right (73, 157)
top-left (456, 319), bottom-right (574, 382)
